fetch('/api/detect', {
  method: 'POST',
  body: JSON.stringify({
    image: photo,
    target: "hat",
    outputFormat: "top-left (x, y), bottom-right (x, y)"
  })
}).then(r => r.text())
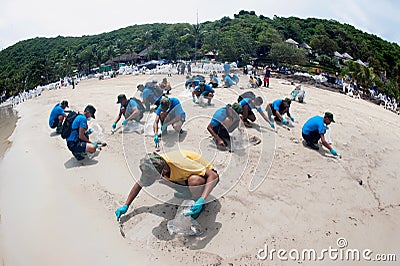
top-left (117, 94), bottom-right (127, 103)
top-left (84, 105), bottom-right (96, 119)
top-left (324, 112), bottom-right (335, 123)
top-left (231, 103), bottom-right (242, 114)
top-left (139, 153), bottom-right (165, 187)
top-left (152, 78), bottom-right (158, 83)
top-left (284, 98), bottom-right (292, 106)
top-left (160, 97), bottom-right (171, 112)
top-left (137, 84), bottom-right (144, 90)
top-left (60, 100), bottom-right (69, 107)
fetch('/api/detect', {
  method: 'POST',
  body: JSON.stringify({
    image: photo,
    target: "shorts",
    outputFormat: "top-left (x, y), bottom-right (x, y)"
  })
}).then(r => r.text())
top-left (50, 117), bottom-right (59, 128)
top-left (264, 77), bottom-right (270, 83)
top-left (67, 140), bottom-right (87, 153)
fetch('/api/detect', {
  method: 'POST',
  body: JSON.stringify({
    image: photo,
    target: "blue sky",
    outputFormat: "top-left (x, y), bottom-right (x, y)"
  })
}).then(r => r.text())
top-left (1, 0), bottom-right (399, 50)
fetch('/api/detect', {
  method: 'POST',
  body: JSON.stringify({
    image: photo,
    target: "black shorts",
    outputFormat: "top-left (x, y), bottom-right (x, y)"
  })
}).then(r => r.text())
top-left (50, 117), bottom-right (59, 128)
top-left (67, 140), bottom-right (87, 153)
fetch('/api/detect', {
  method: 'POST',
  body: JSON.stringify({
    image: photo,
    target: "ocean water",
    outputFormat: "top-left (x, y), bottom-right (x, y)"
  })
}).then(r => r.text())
top-left (0, 105), bottom-right (18, 158)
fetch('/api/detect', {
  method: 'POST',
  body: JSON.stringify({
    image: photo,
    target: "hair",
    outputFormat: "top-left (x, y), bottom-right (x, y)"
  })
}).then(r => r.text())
top-left (255, 96), bottom-right (263, 105)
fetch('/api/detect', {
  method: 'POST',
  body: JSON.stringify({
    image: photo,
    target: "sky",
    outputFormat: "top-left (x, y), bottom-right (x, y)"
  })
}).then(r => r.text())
top-left (1, 0), bottom-right (399, 50)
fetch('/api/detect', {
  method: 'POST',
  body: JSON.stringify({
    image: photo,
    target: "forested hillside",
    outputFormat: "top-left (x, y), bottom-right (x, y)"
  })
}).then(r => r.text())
top-left (1, 10), bottom-right (399, 98)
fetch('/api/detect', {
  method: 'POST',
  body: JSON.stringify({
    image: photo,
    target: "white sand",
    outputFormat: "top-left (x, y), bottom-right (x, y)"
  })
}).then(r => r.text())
top-left (0, 73), bottom-right (399, 265)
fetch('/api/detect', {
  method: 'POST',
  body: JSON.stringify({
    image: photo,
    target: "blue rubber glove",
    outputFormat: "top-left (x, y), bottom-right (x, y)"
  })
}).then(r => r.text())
top-left (282, 118), bottom-right (288, 125)
top-left (153, 134), bottom-right (159, 144)
top-left (87, 128), bottom-right (93, 135)
top-left (290, 117), bottom-right (295, 122)
top-left (330, 149), bottom-right (338, 156)
top-left (115, 205), bottom-right (128, 221)
top-left (185, 197), bottom-right (205, 217)
top-left (112, 122), bottom-right (117, 129)
top-left (161, 124), bottom-right (167, 133)
top-left (92, 142), bottom-right (98, 148)
top-left (269, 121), bottom-right (275, 129)
top-left (122, 120), bottom-right (128, 126)
top-left (192, 97), bottom-right (196, 103)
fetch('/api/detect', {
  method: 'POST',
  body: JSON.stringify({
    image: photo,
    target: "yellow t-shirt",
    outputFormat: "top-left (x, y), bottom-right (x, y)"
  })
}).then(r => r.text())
top-left (160, 150), bottom-right (213, 182)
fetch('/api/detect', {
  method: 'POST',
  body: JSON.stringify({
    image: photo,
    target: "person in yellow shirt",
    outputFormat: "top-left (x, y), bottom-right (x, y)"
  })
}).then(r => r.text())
top-left (159, 78), bottom-right (172, 95)
top-left (115, 150), bottom-right (219, 220)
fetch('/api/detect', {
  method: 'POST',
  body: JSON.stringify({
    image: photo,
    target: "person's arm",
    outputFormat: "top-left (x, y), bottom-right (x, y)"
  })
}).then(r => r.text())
top-left (125, 107), bottom-right (140, 121)
top-left (242, 104), bottom-right (249, 120)
top-left (320, 134), bottom-right (332, 150)
top-left (200, 168), bottom-right (219, 199)
top-left (275, 110), bottom-right (284, 121)
top-left (259, 110), bottom-right (272, 124)
top-left (114, 112), bottom-right (122, 124)
top-left (78, 127), bottom-right (91, 143)
top-left (124, 182), bottom-right (143, 207)
top-left (153, 115), bottom-right (160, 134)
top-left (207, 124), bottom-right (225, 146)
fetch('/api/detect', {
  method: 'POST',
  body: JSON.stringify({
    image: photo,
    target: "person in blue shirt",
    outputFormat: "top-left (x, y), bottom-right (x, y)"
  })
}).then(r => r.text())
top-left (209, 74), bottom-right (219, 88)
top-left (223, 61), bottom-right (231, 75)
top-left (266, 98), bottom-right (294, 126)
top-left (222, 75), bottom-right (234, 88)
top-left (112, 94), bottom-right (144, 130)
top-left (239, 97), bottom-right (274, 128)
top-left (302, 112), bottom-right (338, 156)
top-left (137, 83), bottom-right (162, 111)
top-left (207, 103), bottom-right (243, 148)
top-left (49, 100), bottom-right (69, 133)
top-left (153, 97), bottom-right (186, 144)
top-left (66, 105), bottom-right (98, 160)
top-left (192, 81), bottom-right (215, 105)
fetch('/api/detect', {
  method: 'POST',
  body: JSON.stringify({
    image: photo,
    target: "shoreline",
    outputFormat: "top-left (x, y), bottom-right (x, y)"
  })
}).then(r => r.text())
top-left (0, 105), bottom-right (18, 158)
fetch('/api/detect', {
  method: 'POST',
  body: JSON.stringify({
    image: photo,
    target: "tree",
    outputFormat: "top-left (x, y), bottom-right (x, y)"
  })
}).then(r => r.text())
top-left (269, 42), bottom-right (308, 65)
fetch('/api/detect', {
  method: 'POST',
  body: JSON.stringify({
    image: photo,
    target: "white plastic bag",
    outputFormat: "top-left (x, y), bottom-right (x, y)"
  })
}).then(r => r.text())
top-left (87, 120), bottom-right (106, 143)
top-left (122, 120), bottom-right (144, 134)
top-left (144, 113), bottom-right (157, 136)
top-left (167, 200), bottom-right (203, 236)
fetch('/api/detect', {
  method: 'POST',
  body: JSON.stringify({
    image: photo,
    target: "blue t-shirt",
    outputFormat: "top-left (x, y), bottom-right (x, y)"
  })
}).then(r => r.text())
top-left (49, 103), bottom-right (65, 127)
top-left (66, 114), bottom-right (87, 142)
top-left (195, 84), bottom-right (214, 93)
top-left (142, 88), bottom-right (159, 103)
top-left (302, 116), bottom-right (326, 135)
top-left (224, 76), bottom-right (233, 87)
top-left (120, 99), bottom-right (141, 117)
top-left (210, 107), bottom-right (228, 127)
top-left (239, 98), bottom-right (262, 113)
top-left (156, 97), bottom-right (186, 119)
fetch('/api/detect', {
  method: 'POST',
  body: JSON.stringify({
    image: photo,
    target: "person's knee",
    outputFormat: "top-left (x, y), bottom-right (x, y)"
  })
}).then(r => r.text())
top-left (173, 121), bottom-right (182, 131)
top-left (86, 144), bottom-right (96, 154)
top-left (187, 175), bottom-right (206, 187)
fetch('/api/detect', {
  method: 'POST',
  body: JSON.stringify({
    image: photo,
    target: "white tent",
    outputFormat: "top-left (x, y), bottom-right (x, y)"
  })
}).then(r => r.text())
top-left (355, 59), bottom-right (368, 67)
top-left (285, 38), bottom-right (299, 46)
top-left (342, 52), bottom-right (353, 60)
top-left (334, 51), bottom-right (344, 58)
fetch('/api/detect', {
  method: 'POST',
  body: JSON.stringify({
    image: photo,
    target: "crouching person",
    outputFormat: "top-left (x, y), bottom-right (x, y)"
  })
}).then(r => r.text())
top-left (65, 105), bottom-right (98, 160)
top-left (115, 150), bottom-right (219, 220)
top-left (207, 103), bottom-right (243, 149)
top-left (49, 100), bottom-right (69, 134)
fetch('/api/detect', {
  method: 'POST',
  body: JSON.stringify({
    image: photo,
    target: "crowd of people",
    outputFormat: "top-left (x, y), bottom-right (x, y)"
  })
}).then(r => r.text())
top-left (47, 64), bottom-right (342, 223)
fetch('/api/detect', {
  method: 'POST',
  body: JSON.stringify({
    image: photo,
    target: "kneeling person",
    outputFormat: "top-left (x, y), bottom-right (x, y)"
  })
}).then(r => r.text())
top-left (302, 112), bottom-right (339, 156)
top-left (207, 103), bottom-right (242, 148)
top-left (192, 81), bottom-right (215, 105)
top-left (112, 94), bottom-right (144, 130)
top-left (115, 150), bottom-right (219, 220)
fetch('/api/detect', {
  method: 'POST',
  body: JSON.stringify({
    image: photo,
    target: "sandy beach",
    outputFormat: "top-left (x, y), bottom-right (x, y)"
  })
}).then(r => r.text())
top-left (0, 73), bottom-right (399, 265)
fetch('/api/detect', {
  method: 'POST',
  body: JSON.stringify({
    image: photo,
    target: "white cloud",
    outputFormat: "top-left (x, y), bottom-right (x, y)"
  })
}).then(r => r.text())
top-left (1, 0), bottom-right (399, 50)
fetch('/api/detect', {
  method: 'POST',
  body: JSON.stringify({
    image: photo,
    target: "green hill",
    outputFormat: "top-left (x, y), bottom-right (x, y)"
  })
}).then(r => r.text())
top-left (1, 10), bottom-right (399, 98)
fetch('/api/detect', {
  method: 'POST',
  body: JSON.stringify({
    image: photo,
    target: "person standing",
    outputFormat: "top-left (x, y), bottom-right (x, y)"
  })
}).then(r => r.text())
top-left (264, 66), bottom-right (271, 88)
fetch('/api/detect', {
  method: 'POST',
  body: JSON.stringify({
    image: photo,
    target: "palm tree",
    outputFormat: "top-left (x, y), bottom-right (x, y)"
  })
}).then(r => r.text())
top-left (183, 12), bottom-right (207, 61)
